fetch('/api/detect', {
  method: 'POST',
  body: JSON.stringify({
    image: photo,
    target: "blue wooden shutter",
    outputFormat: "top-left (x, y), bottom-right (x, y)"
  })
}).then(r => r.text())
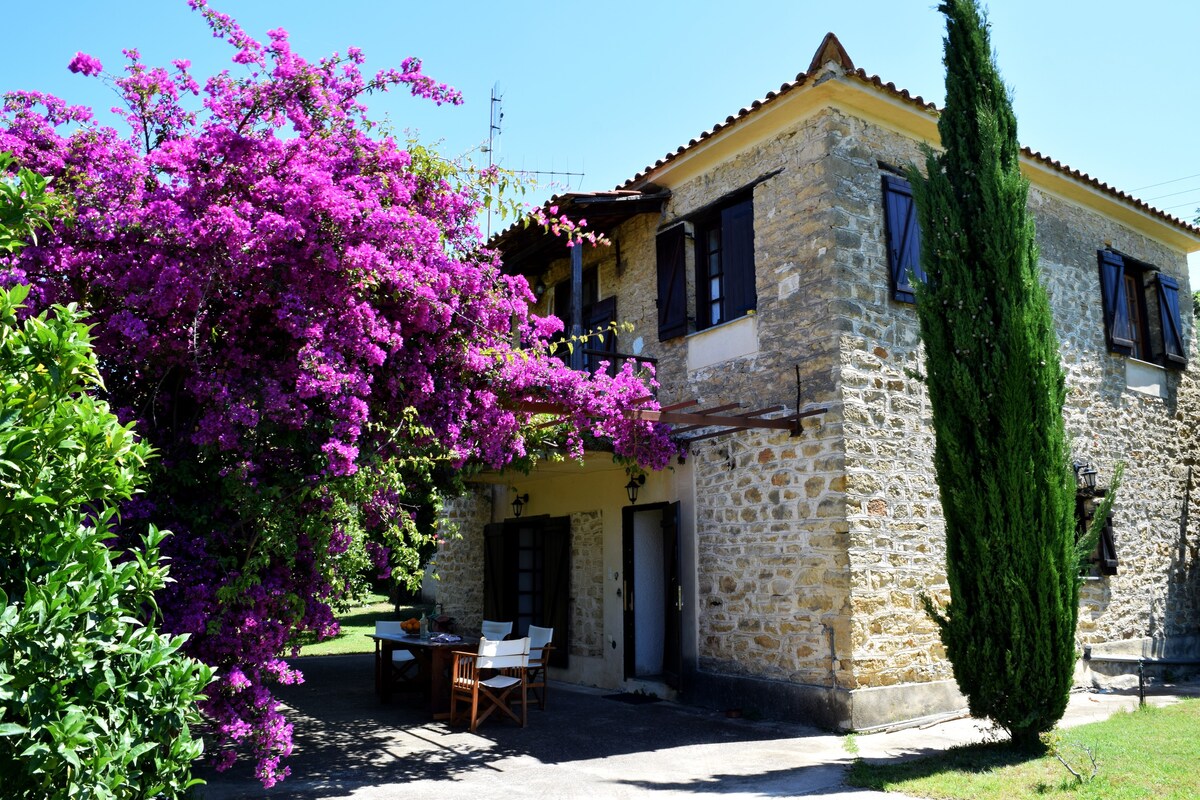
top-left (1155, 273), bottom-right (1187, 367)
top-left (584, 296), bottom-right (617, 374)
top-left (1097, 250), bottom-right (1134, 354)
top-left (656, 224), bottom-right (688, 340)
top-left (721, 197), bottom-right (756, 321)
top-left (882, 174), bottom-right (924, 303)
top-left (1097, 514), bottom-right (1118, 576)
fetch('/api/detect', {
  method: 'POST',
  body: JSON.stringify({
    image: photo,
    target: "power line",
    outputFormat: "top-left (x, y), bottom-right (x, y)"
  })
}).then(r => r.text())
top-left (1132, 172), bottom-right (1200, 192)
top-left (1144, 185), bottom-right (1200, 203)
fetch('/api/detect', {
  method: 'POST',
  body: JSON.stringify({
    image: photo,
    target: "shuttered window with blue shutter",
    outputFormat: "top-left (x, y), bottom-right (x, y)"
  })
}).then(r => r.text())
top-left (655, 224), bottom-right (688, 340)
top-left (1156, 273), bottom-right (1188, 367)
top-left (694, 195), bottom-right (756, 330)
top-left (882, 174), bottom-right (924, 303)
top-left (1097, 250), bottom-right (1134, 355)
top-left (1097, 249), bottom-right (1187, 369)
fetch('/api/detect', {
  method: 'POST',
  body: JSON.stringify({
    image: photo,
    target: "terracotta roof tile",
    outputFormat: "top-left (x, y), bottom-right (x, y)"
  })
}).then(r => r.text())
top-left (619, 36), bottom-right (1199, 239)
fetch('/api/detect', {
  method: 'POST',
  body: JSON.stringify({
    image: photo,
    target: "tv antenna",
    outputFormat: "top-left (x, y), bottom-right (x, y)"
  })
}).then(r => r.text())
top-left (485, 83), bottom-right (503, 237)
top-left (482, 82), bottom-right (587, 238)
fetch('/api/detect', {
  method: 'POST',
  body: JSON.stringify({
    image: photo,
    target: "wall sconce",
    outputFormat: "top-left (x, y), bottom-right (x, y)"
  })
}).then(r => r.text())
top-left (625, 474), bottom-right (646, 504)
top-left (1072, 461), bottom-right (1098, 491)
top-left (532, 276), bottom-right (547, 299)
top-left (511, 491), bottom-right (529, 518)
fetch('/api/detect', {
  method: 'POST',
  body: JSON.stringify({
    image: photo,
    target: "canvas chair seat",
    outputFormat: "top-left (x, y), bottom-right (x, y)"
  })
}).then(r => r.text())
top-left (450, 636), bottom-right (529, 732)
top-left (479, 673), bottom-right (522, 691)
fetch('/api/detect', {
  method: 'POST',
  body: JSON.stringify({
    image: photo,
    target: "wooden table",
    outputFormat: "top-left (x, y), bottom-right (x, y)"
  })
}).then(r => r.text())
top-left (370, 633), bottom-right (478, 719)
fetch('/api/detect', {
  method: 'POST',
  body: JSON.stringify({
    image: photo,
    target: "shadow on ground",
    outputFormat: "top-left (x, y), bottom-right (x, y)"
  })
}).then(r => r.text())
top-left (193, 654), bottom-right (849, 799)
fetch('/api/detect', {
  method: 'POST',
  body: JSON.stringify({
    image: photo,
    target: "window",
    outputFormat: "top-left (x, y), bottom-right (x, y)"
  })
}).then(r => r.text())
top-left (882, 174), bottom-right (925, 303)
top-left (483, 517), bottom-right (570, 667)
top-left (693, 196), bottom-right (756, 329)
top-left (655, 192), bottom-right (757, 340)
top-left (551, 269), bottom-right (620, 374)
top-left (1097, 250), bottom-right (1187, 368)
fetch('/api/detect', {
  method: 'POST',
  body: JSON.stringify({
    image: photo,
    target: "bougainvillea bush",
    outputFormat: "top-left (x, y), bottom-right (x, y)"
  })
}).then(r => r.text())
top-left (0, 1), bottom-right (676, 787)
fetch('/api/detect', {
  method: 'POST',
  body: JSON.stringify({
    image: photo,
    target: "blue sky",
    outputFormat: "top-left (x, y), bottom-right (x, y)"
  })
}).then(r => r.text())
top-left (4, 1), bottom-right (1198, 277)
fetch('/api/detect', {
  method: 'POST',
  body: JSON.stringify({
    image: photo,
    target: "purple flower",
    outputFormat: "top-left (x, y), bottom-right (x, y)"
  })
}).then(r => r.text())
top-left (67, 51), bottom-right (103, 77)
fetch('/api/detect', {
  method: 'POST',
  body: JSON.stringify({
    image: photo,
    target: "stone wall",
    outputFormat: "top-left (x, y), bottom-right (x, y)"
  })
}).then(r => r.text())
top-left (491, 84), bottom-right (1200, 721)
top-left (570, 511), bottom-right (605, 658)
top-left (645, 109), bottom-right (855, 693)
top-left (692, 427), bottom-right (852, 688)
top-left (826, 104), bottom-right (1200, 694)
top-left (823, 108), bottom-right (954, 689)
top-left (433, 486), bottom-right (491, 634)
top-left (1033, 184), bottom-right (1200, 649)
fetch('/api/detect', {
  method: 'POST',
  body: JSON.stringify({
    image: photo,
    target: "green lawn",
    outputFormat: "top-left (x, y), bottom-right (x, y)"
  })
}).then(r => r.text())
top-left (292, 594), bottom-right (435, 657)
top-left (847, 700), bottom-right (1200, 799)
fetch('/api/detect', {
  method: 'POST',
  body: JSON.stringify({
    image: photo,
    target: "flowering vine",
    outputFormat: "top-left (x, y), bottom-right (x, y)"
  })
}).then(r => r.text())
top-left (0, 0), bottom-right (677, 787)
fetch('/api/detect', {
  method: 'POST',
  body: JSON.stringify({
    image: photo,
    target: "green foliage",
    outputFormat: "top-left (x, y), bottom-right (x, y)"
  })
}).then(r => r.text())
top-left (0, 282), bottom-right (213, 798)
top-left (848, 700), bottom-right (1200, 799)
top-left (910, 0), bottom-right (1076, 747)
top-left (0, 152), bottom-right (58, 256)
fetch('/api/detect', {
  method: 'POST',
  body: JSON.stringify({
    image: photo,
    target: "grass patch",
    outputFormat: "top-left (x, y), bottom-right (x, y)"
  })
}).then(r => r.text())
top-left (292, 594), bottom-right (435, 657)
top-left (847, 699), bottom-right (1200, 799)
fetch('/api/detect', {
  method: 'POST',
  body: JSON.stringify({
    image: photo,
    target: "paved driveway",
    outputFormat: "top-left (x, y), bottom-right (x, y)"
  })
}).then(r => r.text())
top-left (195, 653), bottom-right (1195, 800)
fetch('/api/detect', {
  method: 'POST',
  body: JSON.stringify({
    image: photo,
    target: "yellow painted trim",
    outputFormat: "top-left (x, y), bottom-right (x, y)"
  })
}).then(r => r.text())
top-left (635, 70), bottom-right (1200, 254)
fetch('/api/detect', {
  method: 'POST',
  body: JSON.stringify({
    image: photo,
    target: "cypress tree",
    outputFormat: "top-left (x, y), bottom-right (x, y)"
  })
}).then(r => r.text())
top-left (910, 0), bottom-right (1077, 748)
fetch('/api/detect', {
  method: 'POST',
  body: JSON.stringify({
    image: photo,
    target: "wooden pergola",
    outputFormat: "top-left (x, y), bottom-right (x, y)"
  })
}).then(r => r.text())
top-left (517, 366), bottom-right (829, 445)
top-left (625, 398), bottom-right (828, 444)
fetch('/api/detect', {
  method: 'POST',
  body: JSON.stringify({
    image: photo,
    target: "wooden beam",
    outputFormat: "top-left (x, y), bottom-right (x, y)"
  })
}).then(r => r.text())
top-left (740, 405), bottom-right (784, 418)
top-left (659, 399), bottom-right (700, 412)
top-left (691, 402), bottom-right (742, 415)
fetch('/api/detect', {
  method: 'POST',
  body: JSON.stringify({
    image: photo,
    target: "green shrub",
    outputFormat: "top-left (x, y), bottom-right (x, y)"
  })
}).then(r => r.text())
top-left (0, 283), bottom-right (213, 799)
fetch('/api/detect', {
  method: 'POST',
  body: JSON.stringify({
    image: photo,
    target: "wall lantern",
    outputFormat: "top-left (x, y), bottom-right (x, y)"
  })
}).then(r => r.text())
top-left (1072, 461), bottom-right (1098, 491)
top-left (533, 277), bottom-right (547, 299)
top-left (511, 491), bottom-right (529, 518)
top-left (625, 474), bottom-right (646, 505)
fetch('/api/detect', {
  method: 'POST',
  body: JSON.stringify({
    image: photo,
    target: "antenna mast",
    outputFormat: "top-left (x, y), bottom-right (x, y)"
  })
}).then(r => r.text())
top-left (486, 82), bottom-right (503, 238)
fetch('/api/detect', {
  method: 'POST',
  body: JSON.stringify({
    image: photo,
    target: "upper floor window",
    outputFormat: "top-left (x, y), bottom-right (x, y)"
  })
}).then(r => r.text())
top-left (1098, 250), bottom-right (1187, 368)
top-left (655, 194), bottom-right (757, 341)
top-left (694, 196), bottom-right (756, 330)
top-left (882, 173), bottom-right (924, 304)
top-left (550, 267), bottom-right (619, 373)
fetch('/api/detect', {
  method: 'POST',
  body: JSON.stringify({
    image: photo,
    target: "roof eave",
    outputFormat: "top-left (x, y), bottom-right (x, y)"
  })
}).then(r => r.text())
top-left (620, 56), bottom-right (1200, 253)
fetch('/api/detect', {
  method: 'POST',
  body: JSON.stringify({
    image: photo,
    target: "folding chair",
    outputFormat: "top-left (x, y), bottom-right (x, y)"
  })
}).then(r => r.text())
top-left (449, 637), bottom-right (529, 732)
top-left (481, 619), bottom-right (513, 641)
top-left (375, 621), bottom-right (421, 693)
top-left (524, 625), bottom-right (555, 711)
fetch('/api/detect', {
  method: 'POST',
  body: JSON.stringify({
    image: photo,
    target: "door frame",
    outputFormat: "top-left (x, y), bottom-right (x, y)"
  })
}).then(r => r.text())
top-left (621, 501), bottom-right (682, 686)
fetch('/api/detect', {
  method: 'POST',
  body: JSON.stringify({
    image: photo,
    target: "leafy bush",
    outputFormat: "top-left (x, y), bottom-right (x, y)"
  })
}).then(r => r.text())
top-left (0, 282), bottom-right (213, 799)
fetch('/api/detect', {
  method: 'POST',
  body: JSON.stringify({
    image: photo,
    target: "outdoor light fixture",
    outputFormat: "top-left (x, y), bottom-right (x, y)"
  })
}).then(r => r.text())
top-left (1081, 463), bottom-right (1098, 491)
top-left (533, 277), bottom-right (547, 299)
top-left (1072, 461), bottom-right (1098, 491)
top-left (625, 474), bottom-right (646, 505)
top-left (511, 492), bottom-right (529, 518)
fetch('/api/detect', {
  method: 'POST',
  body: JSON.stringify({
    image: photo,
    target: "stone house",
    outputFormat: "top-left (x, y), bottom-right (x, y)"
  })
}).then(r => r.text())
top-left (433, 34), bottom-right (1200, 730)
